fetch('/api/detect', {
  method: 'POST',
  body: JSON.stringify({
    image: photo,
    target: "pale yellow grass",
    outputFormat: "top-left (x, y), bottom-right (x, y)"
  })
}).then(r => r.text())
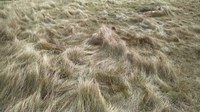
top-left (0, 0), bottom-right (200, 112)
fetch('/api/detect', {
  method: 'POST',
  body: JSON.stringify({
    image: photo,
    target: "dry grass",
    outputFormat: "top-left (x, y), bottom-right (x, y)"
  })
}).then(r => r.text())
top-left (0, 0), bottom-right (200, 112)
top-left (87, 25), bottom-right (127, 57)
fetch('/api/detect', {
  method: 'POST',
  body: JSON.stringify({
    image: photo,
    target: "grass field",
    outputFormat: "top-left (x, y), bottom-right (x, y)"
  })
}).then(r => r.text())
top-left (0, 0), bottom-right (200, 112)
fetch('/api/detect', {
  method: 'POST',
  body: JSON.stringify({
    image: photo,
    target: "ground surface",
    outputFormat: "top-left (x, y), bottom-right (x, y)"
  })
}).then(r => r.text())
top-left (0, 0), bottom-right (200, 112)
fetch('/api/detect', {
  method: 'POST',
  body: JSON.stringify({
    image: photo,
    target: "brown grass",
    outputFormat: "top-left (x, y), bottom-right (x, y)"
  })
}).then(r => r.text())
top-left (0, 0), bottom-right (199, 112)
top-left (88, 25), bottom-right (127, 57)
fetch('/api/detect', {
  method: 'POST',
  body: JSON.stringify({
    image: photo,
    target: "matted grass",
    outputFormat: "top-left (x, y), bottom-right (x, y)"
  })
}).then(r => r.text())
top-left (0, 0), bottom-right (200, 111)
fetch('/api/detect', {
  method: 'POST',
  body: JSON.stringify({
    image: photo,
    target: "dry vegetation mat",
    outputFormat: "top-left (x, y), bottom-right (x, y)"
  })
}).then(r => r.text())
top-left (0, 0), bottom-right (200, 112)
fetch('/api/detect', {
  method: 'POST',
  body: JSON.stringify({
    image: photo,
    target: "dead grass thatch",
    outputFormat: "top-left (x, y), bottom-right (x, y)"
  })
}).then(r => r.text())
top-left (0, 0), bottom-right (199, 112)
